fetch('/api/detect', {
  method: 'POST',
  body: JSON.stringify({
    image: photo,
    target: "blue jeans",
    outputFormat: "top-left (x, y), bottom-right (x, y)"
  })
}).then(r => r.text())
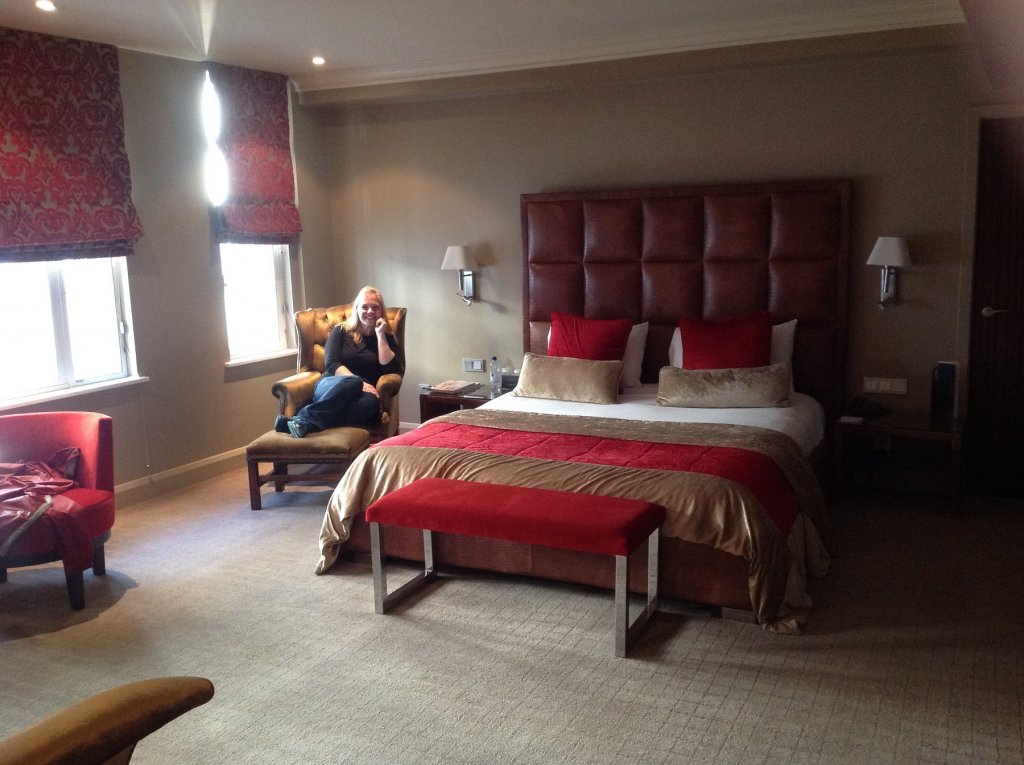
top-left (293, 375), bottom-right (379, 432)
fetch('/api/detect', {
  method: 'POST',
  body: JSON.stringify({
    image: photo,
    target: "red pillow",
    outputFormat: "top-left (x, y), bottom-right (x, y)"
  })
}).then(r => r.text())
top-left (548, 312), bottom-right (632, 361)
top-left (678, 312), bottom-right (772, 370)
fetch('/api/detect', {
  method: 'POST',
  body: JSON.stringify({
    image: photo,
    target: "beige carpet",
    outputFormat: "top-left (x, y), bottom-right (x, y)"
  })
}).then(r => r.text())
top-left (1, 469), bottom-right (1022, 764)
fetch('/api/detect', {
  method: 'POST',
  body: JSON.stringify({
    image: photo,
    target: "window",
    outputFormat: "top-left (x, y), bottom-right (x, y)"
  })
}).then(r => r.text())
top-left (0, 257), bottom-right (135, 403)
top-left (219, 243), bottom-right (295, 360)
top-left (202, 68), bottom-right (301, 364)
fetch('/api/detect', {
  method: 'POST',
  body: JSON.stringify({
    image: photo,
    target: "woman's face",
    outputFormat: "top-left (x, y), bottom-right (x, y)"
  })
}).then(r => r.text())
top-left (357, 293), bottom-right (383, 332)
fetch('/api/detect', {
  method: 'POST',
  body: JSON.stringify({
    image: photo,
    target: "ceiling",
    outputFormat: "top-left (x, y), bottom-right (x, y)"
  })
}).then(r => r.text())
top-left (2, 0), bottom-right (966, 93)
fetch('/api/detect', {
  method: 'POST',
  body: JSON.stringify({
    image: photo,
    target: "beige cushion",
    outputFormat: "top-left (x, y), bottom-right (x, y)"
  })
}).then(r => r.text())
top-left (656, 363), bottom-right (791, 408)
top-left (511, 352), bottom-right (623, 404)
top-left (246, 427), bottom-right (371, 458)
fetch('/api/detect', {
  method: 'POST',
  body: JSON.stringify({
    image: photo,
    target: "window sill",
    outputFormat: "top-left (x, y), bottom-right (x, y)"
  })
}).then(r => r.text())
top-left (0, 375), bottom-right (150, 413)
top-left (224, 348), bottom-right (297, 369)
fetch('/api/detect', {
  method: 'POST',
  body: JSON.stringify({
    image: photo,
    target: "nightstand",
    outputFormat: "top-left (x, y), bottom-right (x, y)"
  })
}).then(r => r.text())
top-left (834, 414), bottom-right (963, 511)
top-left (419, 389), bottom-right (494, 422)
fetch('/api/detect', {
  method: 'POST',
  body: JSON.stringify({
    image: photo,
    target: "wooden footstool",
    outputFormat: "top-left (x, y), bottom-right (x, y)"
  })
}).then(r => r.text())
top-left (245, 427), bottom-right (371, 510)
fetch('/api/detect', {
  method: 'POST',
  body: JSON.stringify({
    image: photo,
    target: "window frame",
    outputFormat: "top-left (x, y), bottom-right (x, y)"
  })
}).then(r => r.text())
top-left (216, 240), bottom-right (299, 366)
top-left (0, 256), bottom-right (140, 408)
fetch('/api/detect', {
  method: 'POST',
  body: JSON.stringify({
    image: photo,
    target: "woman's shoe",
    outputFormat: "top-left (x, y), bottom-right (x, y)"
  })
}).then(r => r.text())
top-left (274, 415), bottom-right (290, 433)
top-left (287, 419), bottom-right (310, 438)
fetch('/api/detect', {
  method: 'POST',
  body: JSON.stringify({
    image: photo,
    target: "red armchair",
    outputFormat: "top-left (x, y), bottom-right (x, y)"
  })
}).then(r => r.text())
top-left (0, 411), bottom-right (114, 610)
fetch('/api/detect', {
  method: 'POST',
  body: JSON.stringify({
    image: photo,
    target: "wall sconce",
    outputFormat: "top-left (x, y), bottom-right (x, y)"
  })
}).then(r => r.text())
top-left (441, 245), bottom-right (477, 305)
top-left (866, 236), bottom-right (911, 309)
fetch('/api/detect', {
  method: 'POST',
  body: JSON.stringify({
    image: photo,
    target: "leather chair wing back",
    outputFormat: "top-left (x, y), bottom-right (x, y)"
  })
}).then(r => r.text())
top-left (294, 304), bottom-right (406, 375)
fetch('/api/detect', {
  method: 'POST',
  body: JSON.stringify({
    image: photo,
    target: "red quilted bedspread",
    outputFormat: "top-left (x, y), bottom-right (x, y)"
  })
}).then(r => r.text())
top-left (379, 420), bottom-right (799, 535)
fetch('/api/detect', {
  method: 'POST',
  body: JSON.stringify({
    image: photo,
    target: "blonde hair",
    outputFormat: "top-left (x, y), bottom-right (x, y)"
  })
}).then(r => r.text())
top-left (344, 285), bottom-right (392, 343)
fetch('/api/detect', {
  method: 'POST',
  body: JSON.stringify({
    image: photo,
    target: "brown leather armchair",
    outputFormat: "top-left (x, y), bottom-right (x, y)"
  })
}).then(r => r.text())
top-left (245, 304), bottom-right (407, 510)
top-left (272, 304), bottom-right (407, 440)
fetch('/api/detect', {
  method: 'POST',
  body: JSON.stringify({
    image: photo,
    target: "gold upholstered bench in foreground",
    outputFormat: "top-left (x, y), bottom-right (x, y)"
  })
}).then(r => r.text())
top-left (244, 427), bottom-right (370, 510)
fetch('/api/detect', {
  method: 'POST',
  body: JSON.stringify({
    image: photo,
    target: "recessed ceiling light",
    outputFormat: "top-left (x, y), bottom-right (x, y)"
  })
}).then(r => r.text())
top-left (312, 56), bottom-right (325, 66)
top-left (36, 0), bottom-right (57, 11)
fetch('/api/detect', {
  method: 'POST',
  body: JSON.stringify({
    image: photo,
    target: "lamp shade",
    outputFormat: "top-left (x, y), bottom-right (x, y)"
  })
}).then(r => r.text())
top-left (866, 237), bottom-right (911, 268)
top-left (441, 245), bottom-right (475, 270)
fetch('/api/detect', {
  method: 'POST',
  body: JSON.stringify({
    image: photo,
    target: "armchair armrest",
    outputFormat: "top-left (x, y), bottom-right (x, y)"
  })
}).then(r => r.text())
top-left (375, 373), bottom-right (403, 437)
top-left (0, 676), bottom-right (214, 765)
top-left (271, 371), bottom-right (320, 418)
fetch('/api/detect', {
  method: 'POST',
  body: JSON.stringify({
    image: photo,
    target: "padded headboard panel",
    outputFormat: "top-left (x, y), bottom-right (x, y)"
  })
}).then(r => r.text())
top-left (521, 180), bottom-right (851, 424)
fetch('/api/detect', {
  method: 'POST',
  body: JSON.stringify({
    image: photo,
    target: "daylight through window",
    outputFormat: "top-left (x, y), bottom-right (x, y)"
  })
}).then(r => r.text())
top-left (0, 257), bottom-right (134, 404)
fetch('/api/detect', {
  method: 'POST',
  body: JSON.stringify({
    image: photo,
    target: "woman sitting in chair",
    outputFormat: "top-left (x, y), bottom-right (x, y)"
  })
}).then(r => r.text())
top-left (277, 286), bottom-right (403, 438)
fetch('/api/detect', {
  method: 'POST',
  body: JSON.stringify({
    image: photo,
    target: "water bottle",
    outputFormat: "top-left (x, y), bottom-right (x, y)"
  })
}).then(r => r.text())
top-left (488, 356), bottom-right (501, 396)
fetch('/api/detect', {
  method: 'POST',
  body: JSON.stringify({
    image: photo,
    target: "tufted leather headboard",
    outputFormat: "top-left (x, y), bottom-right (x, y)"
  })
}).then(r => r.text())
top-left (521, 180), bottom-right (851, 424)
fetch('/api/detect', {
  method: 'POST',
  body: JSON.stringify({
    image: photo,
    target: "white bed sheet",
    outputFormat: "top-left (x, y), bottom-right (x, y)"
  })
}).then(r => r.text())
top-left (480, 384), bottom-right (825, 455)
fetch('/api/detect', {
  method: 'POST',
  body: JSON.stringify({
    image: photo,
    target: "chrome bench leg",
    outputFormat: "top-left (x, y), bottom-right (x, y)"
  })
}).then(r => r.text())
top-left (370, 523), bottom-right (437, 614)
top-left (614, 529), bottom-right (660, 658)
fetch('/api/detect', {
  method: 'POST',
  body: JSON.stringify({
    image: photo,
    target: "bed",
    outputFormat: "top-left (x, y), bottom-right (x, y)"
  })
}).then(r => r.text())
top-left (317, 179), bottom-right (850, 633)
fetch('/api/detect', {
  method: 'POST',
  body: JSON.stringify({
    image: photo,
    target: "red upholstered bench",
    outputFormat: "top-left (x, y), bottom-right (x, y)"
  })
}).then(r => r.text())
top-left (364, 477), bottom-right (666, 657)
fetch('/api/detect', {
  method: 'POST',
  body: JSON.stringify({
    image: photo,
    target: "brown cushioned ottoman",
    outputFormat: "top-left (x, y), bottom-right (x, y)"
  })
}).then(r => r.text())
top-left (245, 427), bottom-right (370, 510)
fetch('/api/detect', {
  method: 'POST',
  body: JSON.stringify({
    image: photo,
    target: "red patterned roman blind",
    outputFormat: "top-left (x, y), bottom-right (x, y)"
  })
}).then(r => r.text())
top-left (0, 27), bottom-right (144, 262)
top-left (207, 63), bottom-right (302, 241)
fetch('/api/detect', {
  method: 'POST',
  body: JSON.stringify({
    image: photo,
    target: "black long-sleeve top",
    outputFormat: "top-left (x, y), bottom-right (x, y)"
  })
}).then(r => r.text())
top-left (323, 326), bottom-right (403, 384)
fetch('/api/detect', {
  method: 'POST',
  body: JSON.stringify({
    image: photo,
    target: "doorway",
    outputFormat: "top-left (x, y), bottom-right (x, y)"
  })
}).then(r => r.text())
top-left (965, 116), bottom-right (1024, 497)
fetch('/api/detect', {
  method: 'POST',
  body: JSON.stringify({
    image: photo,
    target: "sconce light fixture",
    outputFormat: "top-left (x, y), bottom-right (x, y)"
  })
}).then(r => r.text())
top-left (441, 245), bottom-right (477, 305)
top-left (866, 236), bottom-right (911, 309)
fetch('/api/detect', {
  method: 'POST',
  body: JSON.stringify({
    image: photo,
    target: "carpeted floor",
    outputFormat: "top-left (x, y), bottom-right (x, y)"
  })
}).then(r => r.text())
top-left (1, 469), bottom-right (1022, 764)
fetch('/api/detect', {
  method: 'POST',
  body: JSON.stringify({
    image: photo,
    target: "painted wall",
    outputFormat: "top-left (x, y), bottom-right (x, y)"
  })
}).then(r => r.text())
top-left (321, 45), bottom-right (970, 424)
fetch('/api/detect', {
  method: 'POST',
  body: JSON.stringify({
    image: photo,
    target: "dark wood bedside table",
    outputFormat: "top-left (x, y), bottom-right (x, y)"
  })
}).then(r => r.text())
top-left (834, 414), bottom-right (963, 510)
top-left (419, 389), bottom-right (494, 422)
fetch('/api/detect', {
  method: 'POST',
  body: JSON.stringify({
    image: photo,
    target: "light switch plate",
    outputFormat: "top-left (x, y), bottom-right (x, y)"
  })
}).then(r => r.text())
top-left (463, 357), bottom-right (484, 372)
top-left (863, 377), bottom-right (908, 394)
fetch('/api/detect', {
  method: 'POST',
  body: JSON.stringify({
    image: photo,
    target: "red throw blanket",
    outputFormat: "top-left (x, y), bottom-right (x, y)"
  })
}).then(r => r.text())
top-left (379, 421), bottom-right (800, 534)
top-left (0, 448), bottom-right (93, 573)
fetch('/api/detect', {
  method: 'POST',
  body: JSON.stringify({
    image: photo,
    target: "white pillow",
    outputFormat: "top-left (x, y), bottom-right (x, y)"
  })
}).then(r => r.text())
top-left (669, 319), bottom-right (797, 371)
top-left (621, 322), bottom-right (648, 388)
top-left (547, 322), bottom-right (648, 388)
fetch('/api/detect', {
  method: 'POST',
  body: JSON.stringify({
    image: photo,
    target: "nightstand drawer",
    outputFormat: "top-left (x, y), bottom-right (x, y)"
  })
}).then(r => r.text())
top-left (419, 391), bottom-right (490, 422)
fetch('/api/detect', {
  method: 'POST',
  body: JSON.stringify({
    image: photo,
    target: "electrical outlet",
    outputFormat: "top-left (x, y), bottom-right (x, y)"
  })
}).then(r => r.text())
top-left (463, 357), bottom-right (484, 373)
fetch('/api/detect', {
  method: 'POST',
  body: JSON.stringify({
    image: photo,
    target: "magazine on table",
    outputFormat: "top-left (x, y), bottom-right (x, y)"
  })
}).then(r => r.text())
top-left (426, 380), bottom-right (480, 395)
